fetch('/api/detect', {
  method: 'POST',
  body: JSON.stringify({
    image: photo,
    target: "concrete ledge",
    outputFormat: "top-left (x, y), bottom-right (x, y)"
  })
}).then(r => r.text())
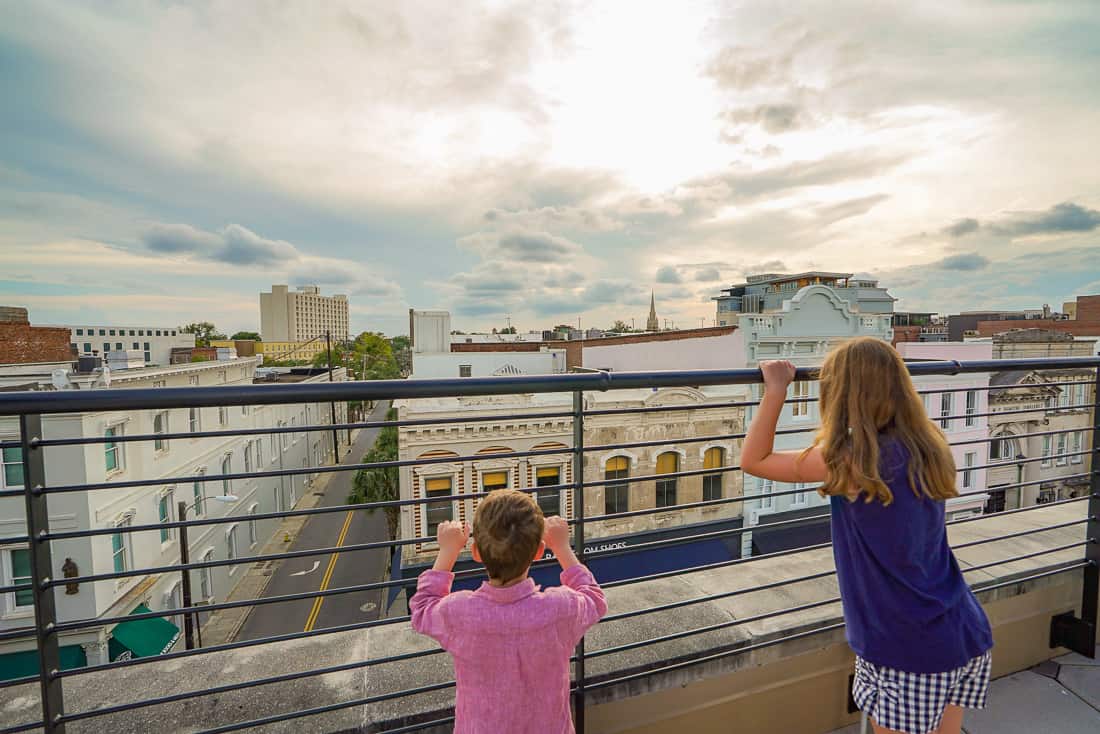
top-left (1, 502), bottom-right (1091, 733)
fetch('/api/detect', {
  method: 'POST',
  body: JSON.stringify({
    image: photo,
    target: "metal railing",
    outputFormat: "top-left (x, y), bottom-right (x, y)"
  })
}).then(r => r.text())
top-left (0, 356), bottom-right (1097, 733)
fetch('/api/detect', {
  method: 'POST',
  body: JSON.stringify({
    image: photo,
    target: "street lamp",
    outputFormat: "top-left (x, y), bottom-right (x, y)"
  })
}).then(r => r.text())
top-left (177, 494), bottom-right (238, 650)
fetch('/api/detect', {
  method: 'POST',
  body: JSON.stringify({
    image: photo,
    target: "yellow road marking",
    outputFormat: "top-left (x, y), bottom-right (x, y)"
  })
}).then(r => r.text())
top-left (303, 510), bottom-right (354, 632)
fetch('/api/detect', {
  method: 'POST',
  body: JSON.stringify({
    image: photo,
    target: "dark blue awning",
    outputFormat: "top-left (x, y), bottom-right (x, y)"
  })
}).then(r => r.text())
top-left (751, 511), bottom-right (831, 557)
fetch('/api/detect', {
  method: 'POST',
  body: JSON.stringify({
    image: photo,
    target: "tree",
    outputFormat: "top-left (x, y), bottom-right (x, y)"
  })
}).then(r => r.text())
top-left (313, 331), bottom-right (400, 380)
top-left (230, 331), bottom-right (261, 341)
top-left (610, 320), bottom-right (632, 332)
top-left (349, 409), bottom-right (399, 540)
top-left (498, 326), bottom-right (517, 334)
top-left (389, 335), bottom-right (412, 377)
top-left (181, 322), bottom-right (227, 347)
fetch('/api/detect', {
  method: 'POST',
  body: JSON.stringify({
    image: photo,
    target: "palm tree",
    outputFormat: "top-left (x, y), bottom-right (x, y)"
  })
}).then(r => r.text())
top-left (349, 409), bottom-right (399, 539)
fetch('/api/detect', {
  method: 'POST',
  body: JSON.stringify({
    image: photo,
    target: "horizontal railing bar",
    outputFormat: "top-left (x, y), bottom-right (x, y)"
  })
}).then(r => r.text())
top-left (195, 680), bottom-right (458, 734)
top-left (0, 721), bottom-right (43, 734)
top-left (603, 568), bottom-right (839, 623)
top-left (963, 541), bottom-right (1092, 574)
top-left (0, 582), bottom-right (31, 594)
top-left (590, 595), bottom-right (843, 660)
top-left (2, 358), bottom-right (1096, 415)
top-left (40, 445), bottom-right (579, 495)
top-left (0, 535), bottom-right (30, 546)
top-left (380, 717), bottom-right (458, 734)
top-left (584, 398), bottom-right (760, 417)
top-left (948, 495), bottom-right (1091, 525)
top-left (963, 471), bottom-right (1096, 497)
top-left (0, 673), bottom-right (39, 690)
top-left (57, 646), bottom-right (448, 724)
top-left (969, 560), bottom-right (1092, 593)
top-left (53, 611), bottom-right (414, 680)
top-left (581, 424), bottom-right (814, 455)
top-left (27, 408), bottom-right (580, 448)
top-left (949, 425), bottom-right (1097, 447)
top-left (913, 378), bottom-right (1098, 396)
top-left (952, 518), bottom-right (1090, 549)
top-left (42, 482), bottom-right (579, 541)
top-left (602, 541), bottom-right (834, 590)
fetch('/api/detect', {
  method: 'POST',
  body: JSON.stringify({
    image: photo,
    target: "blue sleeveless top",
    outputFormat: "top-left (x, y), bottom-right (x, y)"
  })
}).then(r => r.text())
top-left (829, 435), bottom-right (993, 673)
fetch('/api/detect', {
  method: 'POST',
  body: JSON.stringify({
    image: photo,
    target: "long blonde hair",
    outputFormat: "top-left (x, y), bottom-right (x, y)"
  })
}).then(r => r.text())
top-left (807, 337), bottom-right (957, 505)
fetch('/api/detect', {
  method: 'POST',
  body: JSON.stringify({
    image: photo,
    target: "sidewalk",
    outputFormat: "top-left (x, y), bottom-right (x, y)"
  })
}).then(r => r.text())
top-left (199, 431), bottom-right (361, 647)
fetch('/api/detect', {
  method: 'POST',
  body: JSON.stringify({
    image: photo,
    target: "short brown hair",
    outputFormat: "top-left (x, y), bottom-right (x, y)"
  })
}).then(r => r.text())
top-left (473, 490), bottom-right (545, 582)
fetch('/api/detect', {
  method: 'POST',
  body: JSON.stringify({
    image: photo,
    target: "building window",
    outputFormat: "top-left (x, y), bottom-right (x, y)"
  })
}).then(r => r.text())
top-left (189, 408), bottom-right (201, 433)
top-left (83, 343), bottom-right (91, 353)
top-left (132, 342), bottom-right (139, 350)
top-left (144, 342), bottom-right (151, 351)
top-left (534, 466), bottom-right (562, 517)
top-left (604, 456), bottom-right (629, 515)
top-left (115, 342), bottom-right (123, 351)
top-left (112, 518), bottom-right (131, 574)
top-left (103, 342), bottom-right (111, 353)
top-left (702, 447), bottom-right (724, 501)
top-left (459, 364), bottom-right (472, 378)
top-left (1071, 431), bottom-right (1083, 464)
top-left (193, 470), bottom-right (205, 516)
top-left (2, 548), bottom-right (33, 611)
top-left (254, 439), bottom-right (263, 468)
top-left (241, 404), bottom-right (249, 416)
top-left (860, 317), bottom-right (876, 329)
top-left (482, 470), bottom-right (508, 493)
top-left (1041, 435), bottom-right (1052, 467)
top-left (791, 482), bottom-right (808, 506)
top-left (221, 455), bottom-right (232, 495)
top-left (76, 329), bottom-right (83, 336)
top-left (105, 426), bottom-right (123, 473)
top-left (156, 330), bottom-right (162, 336)
top-left (248, 505), bottom-right (259, 547)
top-left (290, 417), bottom-right (297, 443)
top-left (424, 477), bottom-right (454, 538)
top-left (153, 412), bottom-right (169, 452)
top-left (939, 393), bottom-right (953, 430)
top-left (1072, 383), bottom-right (1086, 408)
top-left (159, 489), bottom-right (174, 543)
top-left (244, 443), bottom-right (252, 474)
top-left (188, 375), bottom-right (199, 386)
top-left (129, 330), bottom-right (135, 336)
top-left (279, 421), bottom-right (288, 451)
top-left (98, 329), bottom-right (105, 336)
top-left (109, 329), bottom-right (116, 336)
top-left (760, 478), bottom-right (774, 510)
top-left (790, 381), bottom-right (811, 418)
top-left (962, 452), bottom-right (976, 489)
top-left (219, 407), bottom-right (229, 426)
top-left (1058, 384), bottom-right (1071, 411)
top-left (655, 452), bottom-right (678, 508)
top-left (990, 434), bottom-right (1017, 462)
top-left (199, 551), bottom-right (213, 600)
top-left (226, 525), bottom-right (238, 564)
top-left (1, 446), bottom-right (24, 489)
top-left (1056, 433), bottom-right (1068, 466)
top-left (964, 391), bottom-right (977, 427)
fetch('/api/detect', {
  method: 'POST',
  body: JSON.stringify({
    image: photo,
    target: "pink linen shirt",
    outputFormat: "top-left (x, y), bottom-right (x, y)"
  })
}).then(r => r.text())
top-left (410, 564), bottom-right (607, 734)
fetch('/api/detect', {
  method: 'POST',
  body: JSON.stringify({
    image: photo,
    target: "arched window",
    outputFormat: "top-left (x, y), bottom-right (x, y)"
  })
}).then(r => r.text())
top-left (221, 454), bottom-right (232, 495)
top-left (655, 452), bottom-right (679, 508)
top-left (604, 457), bottom-right (629, 515)
top-left (703, 447), bottom-right (724, 501)
top-left (990, 433), bottom-right (1019, 462)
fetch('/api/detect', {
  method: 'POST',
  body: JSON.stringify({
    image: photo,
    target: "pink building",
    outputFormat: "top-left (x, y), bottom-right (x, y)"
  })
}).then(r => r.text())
top-left (896, 342), bottom-right (993, 518)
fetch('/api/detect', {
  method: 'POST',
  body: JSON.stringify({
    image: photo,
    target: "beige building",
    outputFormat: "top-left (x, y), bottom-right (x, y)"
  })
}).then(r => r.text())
top-left (260, 285), bottom-right (349, 343)
top-left (986, 330), bottom-right (1096, 511)
top-left (395, 386), bottom-right (748, 571)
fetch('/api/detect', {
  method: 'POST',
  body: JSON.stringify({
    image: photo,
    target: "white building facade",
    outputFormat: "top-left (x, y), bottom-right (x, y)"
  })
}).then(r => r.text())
top-left (0, 358), bottom-right (347, 679)
top-left (54, 324), bottom-right (195, 366)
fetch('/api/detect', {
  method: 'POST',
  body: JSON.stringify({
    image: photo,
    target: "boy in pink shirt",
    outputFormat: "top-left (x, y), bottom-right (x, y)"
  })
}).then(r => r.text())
top-left (410, 489), bottom-right (607, 734)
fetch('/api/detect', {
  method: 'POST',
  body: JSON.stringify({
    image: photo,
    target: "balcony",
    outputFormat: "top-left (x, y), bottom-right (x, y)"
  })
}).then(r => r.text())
top-left (0, 357), bottom-right (1097, 733)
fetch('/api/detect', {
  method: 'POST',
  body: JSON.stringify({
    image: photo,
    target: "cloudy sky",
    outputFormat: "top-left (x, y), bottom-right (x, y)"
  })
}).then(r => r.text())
top-left (2, 1), bottom-right (1099, 336)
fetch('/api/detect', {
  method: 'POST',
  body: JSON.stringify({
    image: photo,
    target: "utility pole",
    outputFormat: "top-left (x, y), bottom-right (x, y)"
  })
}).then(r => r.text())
top-left (326, 330), bottom-right (340, 458)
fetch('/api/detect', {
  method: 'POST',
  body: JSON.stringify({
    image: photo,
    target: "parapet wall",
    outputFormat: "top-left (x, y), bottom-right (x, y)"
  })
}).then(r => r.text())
top-left (1, 502), bottom-right (1091, 733)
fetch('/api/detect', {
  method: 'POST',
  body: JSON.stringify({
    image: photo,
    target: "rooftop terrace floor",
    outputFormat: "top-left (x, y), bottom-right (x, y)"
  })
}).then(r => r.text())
top-left (829, 645), bottom-right (1100, 734)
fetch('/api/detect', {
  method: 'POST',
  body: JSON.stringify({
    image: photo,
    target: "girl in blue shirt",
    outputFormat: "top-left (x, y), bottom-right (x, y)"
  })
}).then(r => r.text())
top-left (742, 337), bottom-right (993, 734)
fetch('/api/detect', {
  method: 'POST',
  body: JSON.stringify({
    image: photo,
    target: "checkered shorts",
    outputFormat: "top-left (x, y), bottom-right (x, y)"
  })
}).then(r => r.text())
top-left (852, 651), bottom-right (992, 734)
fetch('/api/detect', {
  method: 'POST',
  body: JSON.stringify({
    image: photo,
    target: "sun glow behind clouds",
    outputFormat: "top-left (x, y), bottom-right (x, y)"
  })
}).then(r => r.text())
top-left (530, 2), bottom-right (729, 193)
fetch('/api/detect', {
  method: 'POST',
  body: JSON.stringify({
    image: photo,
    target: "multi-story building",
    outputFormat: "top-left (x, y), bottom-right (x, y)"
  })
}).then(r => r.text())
top-left (0, 307), bottom-right (74, 364)
top-left (713, 272), bottom-right (895, 328)
top-left (393, 385), bottom-right (748, 591)
top-left (985, 330), bottom-right (1096, 511)
top-left (0, 357), bottom-right (347, 680)
top-left (260, 285), bottom-right (349, 343)
top-left (896, 342), bottom-right (992, 520)
top-left (47, 322), bottom-right (194, 366)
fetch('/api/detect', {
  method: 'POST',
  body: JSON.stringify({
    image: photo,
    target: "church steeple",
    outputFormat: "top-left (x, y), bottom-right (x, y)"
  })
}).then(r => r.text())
top-left (646, 291), bottom-right (659, 332)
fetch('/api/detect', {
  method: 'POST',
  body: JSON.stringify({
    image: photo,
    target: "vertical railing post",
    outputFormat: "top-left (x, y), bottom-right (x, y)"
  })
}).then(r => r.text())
top-left (1082, 366), bottom-right (1100, 648)
top-left (571, 390), bottom-right (587, 732)
top-left (20, 414), bottom-right (66, 733)
top-left (1051, 364), bottom-right (1099, 658)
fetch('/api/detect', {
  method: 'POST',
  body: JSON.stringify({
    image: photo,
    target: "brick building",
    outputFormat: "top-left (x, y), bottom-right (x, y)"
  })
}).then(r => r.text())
top-left (0, 307), bottom-right (75, 364)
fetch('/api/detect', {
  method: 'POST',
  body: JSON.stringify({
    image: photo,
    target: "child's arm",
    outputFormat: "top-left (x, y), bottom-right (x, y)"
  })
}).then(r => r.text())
top-left (545, 516), bottom-right (607, 642)
top-left (409, 520), bottom-right (470, 647)
top-left (741, 360), bottom-right (828, 484)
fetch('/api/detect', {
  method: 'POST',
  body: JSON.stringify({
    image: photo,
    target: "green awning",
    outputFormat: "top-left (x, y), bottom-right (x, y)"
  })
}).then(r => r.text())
top-left (0, 645), bottom-right (87, 682)
top-left (108, 604), bottom-right (180, 661)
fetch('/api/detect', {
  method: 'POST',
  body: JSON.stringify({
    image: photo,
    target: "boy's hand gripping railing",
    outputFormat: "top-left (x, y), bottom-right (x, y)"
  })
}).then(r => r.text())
top-left (1049, 364), bottom-right (1099, 658)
